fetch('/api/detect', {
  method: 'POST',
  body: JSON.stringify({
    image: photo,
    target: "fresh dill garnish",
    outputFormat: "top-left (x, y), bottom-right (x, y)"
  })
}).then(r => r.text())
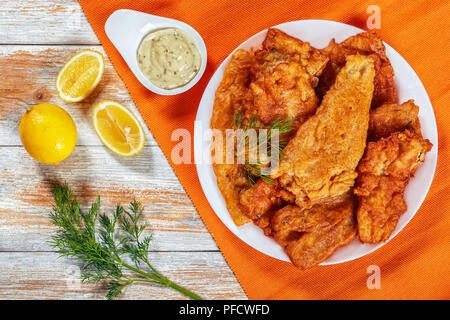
top-left (233, 111), bottom-right (292, 186)
top-left (49, 182), bottom-right (202, 300)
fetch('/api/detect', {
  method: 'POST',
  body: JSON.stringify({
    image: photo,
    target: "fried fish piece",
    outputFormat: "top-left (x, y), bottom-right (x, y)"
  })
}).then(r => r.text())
top-left (369, 99), bottom-right (422, 140)
top-left (272, 192), bottom-right (357, 269)
top-left (238, 179), bottom-right (295, 236)
top-left (272, 55), bottom-right (375, 208)
top-left (244, 29), bottom-right (327, 133)
top-left (239, 179), bottom-right (295, 220)
top-left (211, 49), bottom-right (255, 225)
top-left (249, 62), bottom-right (318, 132)
top-left (317, 31), bottom-right (397, 108)
top-left (354, 130), bottom-right (432, 243)
top-left (253, 28), bottom-right (329, 82)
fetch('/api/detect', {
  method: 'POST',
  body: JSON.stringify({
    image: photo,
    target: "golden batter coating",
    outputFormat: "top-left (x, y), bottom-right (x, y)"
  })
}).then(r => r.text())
top-left (272, 192), bottom-right (357, 269)
top-left (272, 55), bottom-right (375, 207)
top-left (369, 99), bottom-right (421, 140)
top-left (210, 29), bottom-right (431, 269)
top-left (249, 62), bottom-right (318, 132)
top-left (253, 28), bottom-right (329, 81)
top-left (354, 130), bottom-right (432, 243)
top-left (211, 49), bottom-right (254, 225)
top-left (317, 31), bottom-right (397, 108)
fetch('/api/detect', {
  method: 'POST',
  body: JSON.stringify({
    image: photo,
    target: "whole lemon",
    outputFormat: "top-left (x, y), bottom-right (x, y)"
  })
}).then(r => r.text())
top-left (19, 103), bottom-right (77, 165)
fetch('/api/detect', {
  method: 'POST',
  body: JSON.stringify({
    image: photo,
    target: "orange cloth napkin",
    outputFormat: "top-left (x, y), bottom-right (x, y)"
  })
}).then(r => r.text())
top-left (77, 0), bottom-right (450, 299)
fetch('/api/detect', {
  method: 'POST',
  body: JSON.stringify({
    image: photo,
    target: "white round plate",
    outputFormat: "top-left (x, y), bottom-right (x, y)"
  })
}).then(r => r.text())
top-left (194, 20), bottom-right (438, 265)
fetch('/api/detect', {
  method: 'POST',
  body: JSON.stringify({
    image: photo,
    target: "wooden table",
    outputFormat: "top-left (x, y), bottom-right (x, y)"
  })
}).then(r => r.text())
top-left (0, 0), bottom-right (246, 300)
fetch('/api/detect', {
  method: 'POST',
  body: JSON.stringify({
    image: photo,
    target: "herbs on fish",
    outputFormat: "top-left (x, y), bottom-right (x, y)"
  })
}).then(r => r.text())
top-left (234, 111), bottom-right (293, 186)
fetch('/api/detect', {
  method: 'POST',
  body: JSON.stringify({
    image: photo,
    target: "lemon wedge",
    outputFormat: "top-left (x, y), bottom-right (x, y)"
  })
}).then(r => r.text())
top-left (56, 50), bottom-right (105, 102)
top-left (93, 101), bottom-right (145, 157)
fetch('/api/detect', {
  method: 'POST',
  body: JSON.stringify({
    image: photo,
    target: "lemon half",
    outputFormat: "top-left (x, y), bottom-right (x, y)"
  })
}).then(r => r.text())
top-left (19, 103), bottom-right (77, 165)
top-left (56, 50), bottom-right (105, 102)
top-left (93, 101), bottom-right (145, 157)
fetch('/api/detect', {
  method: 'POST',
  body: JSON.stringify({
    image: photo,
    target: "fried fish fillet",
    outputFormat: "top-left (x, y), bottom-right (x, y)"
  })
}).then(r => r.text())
top-left (245, 29), bottom-right (327, 133)
top-left (239, 179), bottom-right (295, 220)
top-left (249, 62), bottom-right (319, 131)
top-left (271, 192), bottom-right (357, 269)
top-left (317, 31), bottom-right (397, 108)
top-left (211, 49), bottom-right (254, 225)
top-left (369, 99), bottom-right (422, 140)
top-left (354, 130), bottom-right (432, 243)
top-left (253, 28), bottom-right (329, 81)
top-left (272, 55), bottom-right (375, 208)
top-left (212, 32), bottom-right (328, 225)
top-left (238, 179), bottom-right (295, 235)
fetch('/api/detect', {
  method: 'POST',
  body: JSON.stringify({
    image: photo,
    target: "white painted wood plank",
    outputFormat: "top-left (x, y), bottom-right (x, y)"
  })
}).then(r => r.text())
top-left (0, 252), bottom-right (247, 299)
top-left (0, 146), bottom-right (217, 252)
top-left (0, 45), bottom-right (159, 146)
top-left (0, 46), bottom-right (215, 252)
top-left (0, 0), bottom-right (98, 44)
top-left (0, 1), bottom-right (245, 300)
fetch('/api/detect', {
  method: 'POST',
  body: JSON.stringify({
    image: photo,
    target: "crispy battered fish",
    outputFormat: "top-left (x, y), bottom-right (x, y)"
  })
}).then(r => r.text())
top-left (272, 55), bottom-right (375, 208)
top-left (272, 192), bottom-right (357, 269)
top-left (210, 29), bottom-right (433, 269)
top-left (369, 99), bottom-right (422, 140)
top-left (239, 179), bottom-right (295, 220)
top-left (249, 62), bottom-right (318, 131)
top-left (317, 31), bottom-right (397, 108)
top-left (211, 49), bottom-right (254, 225)
top-left (245, 29), bottom-right (328, 133)
top-left (354, 130), bottom-right (432, 243)
top-left (238, 179), bottom-right (295, 235)
top-left (253, 28), bottom-right (329, 81)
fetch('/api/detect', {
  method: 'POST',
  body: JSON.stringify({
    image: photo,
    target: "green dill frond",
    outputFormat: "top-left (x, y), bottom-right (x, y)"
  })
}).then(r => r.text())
top-left (105, 281), bottom-right (129, 300)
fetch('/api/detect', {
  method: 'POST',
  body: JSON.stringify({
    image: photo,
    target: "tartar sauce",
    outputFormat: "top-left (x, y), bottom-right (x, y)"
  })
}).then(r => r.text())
top-left (137, 28), bottom-right (201, 90)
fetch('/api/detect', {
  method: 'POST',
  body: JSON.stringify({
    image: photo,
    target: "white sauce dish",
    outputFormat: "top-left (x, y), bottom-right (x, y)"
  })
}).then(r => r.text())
top-left (105, 9), bottom-right (207, 95)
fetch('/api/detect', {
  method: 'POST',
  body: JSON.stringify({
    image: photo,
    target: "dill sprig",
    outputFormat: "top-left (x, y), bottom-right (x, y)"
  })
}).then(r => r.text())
top-left (49, 182), bottom-right (202, 300)
top-left (234, 111), bottom-right (292, 185)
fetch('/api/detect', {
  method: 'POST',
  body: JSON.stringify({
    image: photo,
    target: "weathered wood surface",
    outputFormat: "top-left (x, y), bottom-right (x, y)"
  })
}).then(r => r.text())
top-left (0, 1), bottom-right (247, 299)
top-left (0, 252), bottom-right (245, 300)
top-left (0, 0), bottom-right (97, 45)
top-left (0, 146), bottom-right (216, 252)
top-left (0, 45), bottom-right (158, 146)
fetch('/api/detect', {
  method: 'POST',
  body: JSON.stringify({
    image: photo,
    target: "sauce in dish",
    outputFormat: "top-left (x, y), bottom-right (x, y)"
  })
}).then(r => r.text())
top-left (137, 28), bottom-right (201, 90)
